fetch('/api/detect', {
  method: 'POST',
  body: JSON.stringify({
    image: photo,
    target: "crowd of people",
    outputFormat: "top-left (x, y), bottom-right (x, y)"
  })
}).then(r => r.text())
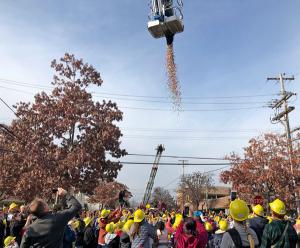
top-left (0, 187), bottom-right (299, 248)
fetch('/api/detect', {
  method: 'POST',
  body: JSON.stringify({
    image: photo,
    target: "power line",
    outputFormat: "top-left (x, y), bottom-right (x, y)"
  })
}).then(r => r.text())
top-left (93, 94), bottom-right (267, 105)
top-left (126, 153), bottom-right (228, 160)
top-left (119, 162), bottom-right (231, 165)
top-left (162, 165), bottom-right (231, 188)
top-left (0, 78), bottom-right (277, 100)
top-left (123, 135), bottom-right (250, 140)
top-left (93, 92), bottom-right (277, 100)
top-left (121, 106), bottom-right (265, 112)
top-left (0, 84), bottom-right (267, 105)
top-left (0, 85), bottom-right (36, 95)
top-left (121, 127), bottom-right (269, 133)
top-left (0, 97), bottom-right (19, 118)
top-left (0, 86), bottom-right (266, 112)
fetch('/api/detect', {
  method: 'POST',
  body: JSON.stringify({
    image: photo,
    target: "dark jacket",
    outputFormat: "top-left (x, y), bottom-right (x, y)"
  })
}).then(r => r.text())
top-left (75, 219), bottom-right (85, 247)
top-left (20, 194), bottom-right (82, 248)
top-left (107, 235), bottom-right (120, 248)
top-left (10, 217), bottom-right (26, 245)
top-left (119, 233), bottom-right (131, 248)
top-left (0, 219), bottom-right (5, 248)
top-left (260, 219), bottom-right (298, 248)
top-left (83, 226), bottom-right (97, 248)
top-left (63, 225), bottom-right (76, 248)
top-left (249, 216), bottom-right (269, 244)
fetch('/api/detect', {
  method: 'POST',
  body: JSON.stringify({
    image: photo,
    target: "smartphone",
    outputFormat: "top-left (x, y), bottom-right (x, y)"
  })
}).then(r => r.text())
top-left (52, 189), bottom-right (58, 194)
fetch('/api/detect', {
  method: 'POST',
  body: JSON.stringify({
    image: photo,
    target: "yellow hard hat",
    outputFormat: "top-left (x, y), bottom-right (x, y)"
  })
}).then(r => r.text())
top-left (269, 199), bottom-right (286, 215)
top-left (101, 209), bottom-right (111, 219)
top-left (9, 203), bottom-right (18, 212)
top-left (162, 214), bottom-right (167, 221)
top-left (146, 204), bottom-right (151, 209)
top-left (123, 220), bottom-right (134, 233)
top-left (252, 204), bottom-right (264, 217)
top-left (173, 214), bottom-right (183, 229)
top-left (84, 217), bottom-right (92, 227)
top-left (4, 236), bottom-right (15, 247)
top-left (72, 220), bottom-right (80, 230)
top-left (214, 216), bottom-right (220, 223)
top-left (218, 220), bottom-right (228, 231)
top-left (266, 216), bottom-right (273, 224)
top-left (105, 222), bottom-right (115, 234)
top-left (204, 222), bottom-right (213, 232)
top-left (134, 209), bottom-right (145, 223)
top-left (229, 199), bottom-right (249, 221)
top-left (116, 221), bottom-right (124, 230)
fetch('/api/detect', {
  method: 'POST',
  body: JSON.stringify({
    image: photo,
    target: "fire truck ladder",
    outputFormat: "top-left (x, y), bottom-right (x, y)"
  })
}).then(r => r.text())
top-left (142, 144), bottom-right (165, 206)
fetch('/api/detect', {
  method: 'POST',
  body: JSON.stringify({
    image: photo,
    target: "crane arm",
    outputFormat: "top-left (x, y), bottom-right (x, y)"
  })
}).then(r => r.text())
top-left (142, 144), bottom-right (165, 206)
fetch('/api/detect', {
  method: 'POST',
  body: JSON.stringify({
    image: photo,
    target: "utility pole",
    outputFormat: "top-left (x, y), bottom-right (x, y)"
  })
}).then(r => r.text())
top-left (179, 160), bottom-right (188, 210)
top-left (179, 159), bottom-right (188, 178)
top-left (267, 73), bottom-right (300, 214)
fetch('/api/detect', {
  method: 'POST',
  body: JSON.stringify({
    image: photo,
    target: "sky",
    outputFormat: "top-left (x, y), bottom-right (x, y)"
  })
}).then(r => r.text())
top-left (1, 1), bottom-right (300, 201)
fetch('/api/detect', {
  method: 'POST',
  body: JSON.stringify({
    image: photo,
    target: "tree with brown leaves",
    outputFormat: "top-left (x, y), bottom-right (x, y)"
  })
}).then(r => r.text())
top-left (0, 53), bottom-right (126, 202)
top-left (220, 133), bottom-right (300, 210)
top-left (89, 181), bottom-right (130, 208)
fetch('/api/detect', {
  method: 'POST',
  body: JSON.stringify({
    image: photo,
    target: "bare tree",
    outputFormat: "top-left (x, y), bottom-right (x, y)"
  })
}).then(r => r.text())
top-left (178, 172), bottom-right (214, 209)
top-left (151, 187), bottom-right (176, 209)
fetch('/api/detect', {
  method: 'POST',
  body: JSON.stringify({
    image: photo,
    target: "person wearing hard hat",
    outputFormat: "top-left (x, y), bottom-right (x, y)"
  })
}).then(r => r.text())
top-left (129, 209), bottom-right (157, 248)
top-left (63, 221), bottom-right (76, 248)
top-left (120, 220), bottom-right (133, 248)
top-left (4, 236), bottom-right (18, 248)
top-left (83, 217), bottom-right (97, 248)
top-left (97, 208), bottom-right (121, 248)
top-left (6, 203), bottom-right (19, 238)
top-left (104, 222), bottom-right (120, 247)
top-left (220, 199), bottom-right (259, 248)
top-left (260, 199), bottom-right (298, 248)
top-left (248, 204), bottom-right (269, 246)
top-left (213, 220), bottom-right (229, 248)
top-left (74, 216), bottom-right (85, 248)
top-left (8, 204), bottom-right (18, 215)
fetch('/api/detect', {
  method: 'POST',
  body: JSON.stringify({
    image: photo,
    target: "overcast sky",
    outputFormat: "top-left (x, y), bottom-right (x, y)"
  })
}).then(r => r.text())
top-left (1, 1), bottom-right (300, 201)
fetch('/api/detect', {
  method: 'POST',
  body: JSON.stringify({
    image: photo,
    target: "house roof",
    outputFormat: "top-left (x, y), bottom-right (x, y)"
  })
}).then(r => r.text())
top-left (208, 186), bottom-right (231, 196)
top-left (199, 196), bottom-right (230, 210)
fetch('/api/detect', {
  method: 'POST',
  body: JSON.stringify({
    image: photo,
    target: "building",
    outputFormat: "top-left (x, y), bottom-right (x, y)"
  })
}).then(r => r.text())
top-left (177, 186), bottom-right (231, 211)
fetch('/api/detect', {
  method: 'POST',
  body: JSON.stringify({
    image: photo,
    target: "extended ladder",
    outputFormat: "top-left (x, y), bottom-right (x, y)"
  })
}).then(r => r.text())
top-left (142, 144), bottom-right (165, 206)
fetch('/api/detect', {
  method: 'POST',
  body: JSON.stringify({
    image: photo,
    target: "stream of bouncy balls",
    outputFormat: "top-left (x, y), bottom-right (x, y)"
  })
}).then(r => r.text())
top-left (166, 34), bottom-right (182, 111)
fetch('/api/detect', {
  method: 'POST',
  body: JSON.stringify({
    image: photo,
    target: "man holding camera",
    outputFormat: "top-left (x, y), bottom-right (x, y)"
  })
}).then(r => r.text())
top-left (20, 187), bottom-right (82, 248)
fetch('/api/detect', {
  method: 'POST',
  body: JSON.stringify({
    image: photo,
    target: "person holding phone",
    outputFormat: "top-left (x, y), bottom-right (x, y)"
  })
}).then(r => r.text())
top-left (20, 188), bottom-right (82, 248)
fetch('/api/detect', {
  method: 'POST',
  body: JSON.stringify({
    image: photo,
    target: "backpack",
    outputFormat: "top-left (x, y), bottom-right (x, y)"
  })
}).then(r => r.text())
top-left (227, 228), bottom-right (255, 248)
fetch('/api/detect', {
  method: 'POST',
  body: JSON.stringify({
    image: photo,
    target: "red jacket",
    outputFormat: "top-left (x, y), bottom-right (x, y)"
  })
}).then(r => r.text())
top-left (174, 220), bottom-right (208, 248)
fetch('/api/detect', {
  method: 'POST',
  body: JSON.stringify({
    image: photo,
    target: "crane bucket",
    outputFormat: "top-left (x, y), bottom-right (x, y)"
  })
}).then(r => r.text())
top-left (148, 0), bottom-right (184, 39)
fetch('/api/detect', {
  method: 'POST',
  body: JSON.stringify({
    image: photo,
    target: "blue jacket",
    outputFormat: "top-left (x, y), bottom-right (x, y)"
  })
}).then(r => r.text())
top-left (249, 216), bottom-right (269, 244)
